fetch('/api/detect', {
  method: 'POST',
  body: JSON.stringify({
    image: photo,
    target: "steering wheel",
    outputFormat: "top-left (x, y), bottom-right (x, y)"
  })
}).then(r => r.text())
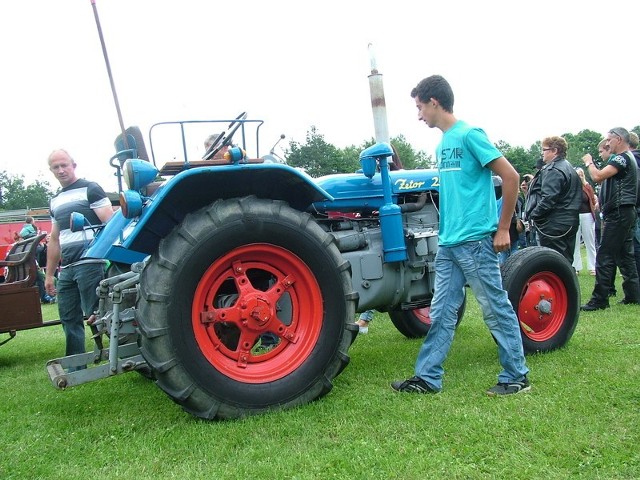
top-left (202, 112), bottom-right (248, 160)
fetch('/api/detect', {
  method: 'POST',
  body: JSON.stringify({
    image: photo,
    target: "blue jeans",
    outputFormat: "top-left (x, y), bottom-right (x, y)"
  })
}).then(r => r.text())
top-left (414, 236), bottom-right (529, 390)
top-left (57, 262), bottom-right (105, 356)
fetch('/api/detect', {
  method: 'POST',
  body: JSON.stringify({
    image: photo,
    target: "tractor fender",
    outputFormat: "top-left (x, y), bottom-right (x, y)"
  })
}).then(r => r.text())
top-left (119, 163), bottom-right (333, 257)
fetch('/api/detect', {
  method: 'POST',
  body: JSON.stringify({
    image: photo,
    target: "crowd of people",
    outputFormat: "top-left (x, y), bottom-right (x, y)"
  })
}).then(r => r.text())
top-left (358, 124), bottom-right (640, 336)
top-left (516, 129), bottom-right (640, 310)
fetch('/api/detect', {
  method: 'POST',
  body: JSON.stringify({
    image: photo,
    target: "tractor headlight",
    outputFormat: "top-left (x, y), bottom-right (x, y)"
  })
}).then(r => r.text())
top-left (359, 142), bottom-right (393, 179)
top-left (123, 159), bottom-right (159, 191)
top-left (119, 190), bottom-right (143, 219)
top-left (69, 212), bottom-right (87, 232)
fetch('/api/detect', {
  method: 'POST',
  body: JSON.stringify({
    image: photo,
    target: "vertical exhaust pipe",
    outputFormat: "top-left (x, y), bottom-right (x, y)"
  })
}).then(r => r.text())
top-left (364, 44), bottom-right (407, 263)
top-left (367, 43), bottom-right (390, 144)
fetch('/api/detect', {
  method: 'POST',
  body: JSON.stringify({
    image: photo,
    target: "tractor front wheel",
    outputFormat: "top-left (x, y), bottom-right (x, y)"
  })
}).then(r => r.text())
top-left (389, 288), bottom-right (466, 338)
top-left (501, 246), bottom-right (580, 354)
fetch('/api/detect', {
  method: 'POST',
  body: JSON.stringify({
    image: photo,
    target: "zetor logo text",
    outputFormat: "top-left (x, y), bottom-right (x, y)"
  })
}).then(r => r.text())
top-left (395, 178), bottom-right (427, 190)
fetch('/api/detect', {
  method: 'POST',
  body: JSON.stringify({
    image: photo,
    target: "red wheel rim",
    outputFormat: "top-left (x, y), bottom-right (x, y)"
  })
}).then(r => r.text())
top-left (412, 307), bottom-right (432, 327)
top-left (516, 271), bottom-right (568, 341)
top-left (192, 244), bottom-right (323, 383)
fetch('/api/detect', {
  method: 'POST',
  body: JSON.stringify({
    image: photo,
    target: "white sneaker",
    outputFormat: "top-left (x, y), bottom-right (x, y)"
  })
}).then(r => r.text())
top-left (355, 320), bottom-right (369, 334)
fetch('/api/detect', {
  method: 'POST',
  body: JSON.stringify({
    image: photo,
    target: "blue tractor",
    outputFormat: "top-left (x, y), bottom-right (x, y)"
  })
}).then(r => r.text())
top-left (46, 113), bottom-right (580, 420)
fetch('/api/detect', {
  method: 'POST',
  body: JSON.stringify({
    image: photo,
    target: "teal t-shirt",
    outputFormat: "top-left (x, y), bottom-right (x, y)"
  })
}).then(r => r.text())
top-left (436, 120), bottom-right (502, 246)
top-left (19, 223), bottom-right (37, 239)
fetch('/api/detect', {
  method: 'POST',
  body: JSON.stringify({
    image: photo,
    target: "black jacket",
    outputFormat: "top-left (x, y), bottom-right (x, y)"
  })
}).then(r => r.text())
top-left (599, 151), bottom-right (638, 216)
top-left (525, 157), bottom-right (581, 231)
top-left (632, 149), bottom-right (640, 213)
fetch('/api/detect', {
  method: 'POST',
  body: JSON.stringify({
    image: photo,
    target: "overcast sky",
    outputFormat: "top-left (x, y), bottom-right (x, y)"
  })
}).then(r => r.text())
top-left (1, 0), bottom-right (638, 192)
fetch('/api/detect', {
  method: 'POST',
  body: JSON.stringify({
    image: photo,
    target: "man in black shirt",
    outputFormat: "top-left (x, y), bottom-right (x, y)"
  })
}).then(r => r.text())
top-left (581, 127), bottom-right (640, 310)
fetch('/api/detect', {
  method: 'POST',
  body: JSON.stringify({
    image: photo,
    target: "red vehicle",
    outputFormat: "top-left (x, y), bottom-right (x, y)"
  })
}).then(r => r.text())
top-left (0, 209), bottom-right (52, 261)
top-left (0, 233), bottom-right (61, 345)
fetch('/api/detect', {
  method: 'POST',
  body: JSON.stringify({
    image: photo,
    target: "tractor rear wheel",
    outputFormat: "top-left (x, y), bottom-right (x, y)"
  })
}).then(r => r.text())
top-left (137, 196), bottom-right (356, 420)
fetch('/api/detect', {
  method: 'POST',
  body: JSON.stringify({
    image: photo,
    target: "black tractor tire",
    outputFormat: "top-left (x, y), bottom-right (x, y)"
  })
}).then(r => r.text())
top-left (389, 288), bottom-right (467, 338)
top-left (501, 246), bottom-right (580, 354)
top-left (137, 196), bottom-right (356, 420)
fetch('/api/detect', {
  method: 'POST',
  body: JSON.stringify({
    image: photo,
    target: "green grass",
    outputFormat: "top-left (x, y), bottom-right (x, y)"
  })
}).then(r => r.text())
top-left (1, 271), bottom-right (638, 480)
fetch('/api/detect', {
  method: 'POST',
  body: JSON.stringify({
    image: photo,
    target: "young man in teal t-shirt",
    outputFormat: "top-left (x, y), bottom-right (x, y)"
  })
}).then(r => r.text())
top-left (391, 75), bottom-right (530, 396)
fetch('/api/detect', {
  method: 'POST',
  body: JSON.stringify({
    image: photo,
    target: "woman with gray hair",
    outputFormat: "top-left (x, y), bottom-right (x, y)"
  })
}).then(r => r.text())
top-left (525, 136), bottom-right (582, 263)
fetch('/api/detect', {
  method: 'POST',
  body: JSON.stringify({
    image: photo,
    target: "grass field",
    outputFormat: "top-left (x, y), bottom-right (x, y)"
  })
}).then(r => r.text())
top-left (0, 270), bottom-right (638, 479)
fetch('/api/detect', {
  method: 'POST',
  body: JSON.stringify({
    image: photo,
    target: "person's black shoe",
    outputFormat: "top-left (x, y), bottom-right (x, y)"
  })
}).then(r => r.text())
top-left (486, 377), bottom-right (531, 396)
top-left (391, 376), bottom-right (439, 394)
top-left (617, 299), bottom-right (640, 305)
top-left (580, 300), bottom-right (610, 311)
top-left (608, 290), bottom-right (617, 298)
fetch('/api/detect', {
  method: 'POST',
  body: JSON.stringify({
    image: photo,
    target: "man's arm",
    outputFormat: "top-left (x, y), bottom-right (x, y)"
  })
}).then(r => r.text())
top-left (488, 156), bottom-right (519, 252)
top-left (582, 154), bottom-right (619, 183)
top-left (87, 181), bottom-right (114, 224)
top-left (93, 204), bottom-right (114, 224)
top-left (44, 222), bottom-right (61, 296)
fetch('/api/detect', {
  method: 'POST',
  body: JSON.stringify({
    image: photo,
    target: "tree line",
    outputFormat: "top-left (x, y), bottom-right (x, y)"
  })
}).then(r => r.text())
top-left (286, 125), bottom-right (640, 178)
top-left (0, 171), bottom-right (55, 211)
top-left (2, 124), bottom-right (639, 211)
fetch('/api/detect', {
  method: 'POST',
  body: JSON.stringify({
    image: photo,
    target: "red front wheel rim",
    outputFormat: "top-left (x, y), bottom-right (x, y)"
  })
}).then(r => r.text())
top-left (413, 307), bottom-right (432, 327)
top-left (516, 271), bottom-right (568, 341)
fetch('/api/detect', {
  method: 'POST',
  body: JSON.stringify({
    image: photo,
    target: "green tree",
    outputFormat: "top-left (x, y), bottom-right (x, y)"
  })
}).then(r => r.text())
top-left (498, 141), bottom-right (524, 175)
top-left (527, 141), bottom-right (542, 164)
top-left (563, 129), bottom-right (602, 166)
top-left (0, 171), bottom-right (55, 210)
top-left (284, 124), bottom-right (639, 180)
top-left (286, 126), bottom-right (359, 177)
top-left (347, 134), bottom-right (433, 171)
top-left (337, 144), bottom-right (362, 173)
top-left (497, 141), bottom-right (539, 176)
top-left (286, 128), bottom-right (434, 176)
top-left (388, 134), bottom-right (432, 169)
